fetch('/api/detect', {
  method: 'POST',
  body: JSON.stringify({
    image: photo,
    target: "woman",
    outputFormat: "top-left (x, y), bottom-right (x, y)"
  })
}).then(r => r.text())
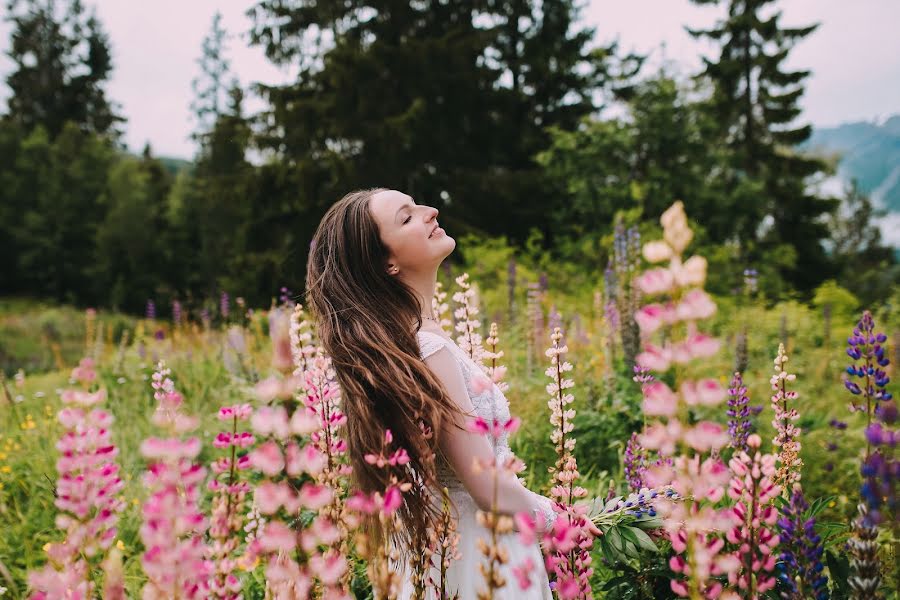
top-left (306, 188), bottom-right (556, 598)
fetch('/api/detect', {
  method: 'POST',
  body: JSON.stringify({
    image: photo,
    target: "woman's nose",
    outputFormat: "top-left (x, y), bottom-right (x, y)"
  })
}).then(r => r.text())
top-left (425, 206), bottom-right (439, 221)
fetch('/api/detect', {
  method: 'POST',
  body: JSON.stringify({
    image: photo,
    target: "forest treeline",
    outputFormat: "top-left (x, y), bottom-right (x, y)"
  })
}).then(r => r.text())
top-left (1, 0), bottom-right (896, 316)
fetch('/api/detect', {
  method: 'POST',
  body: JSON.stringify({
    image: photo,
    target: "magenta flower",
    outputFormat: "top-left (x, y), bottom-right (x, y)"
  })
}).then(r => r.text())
top-left (139, 361), bottom-right (211, 599)
top-left (28, 362), bottom-right (125, 599)
top-left (725, 434), bottom-right (781, 596)
top-left (207, 403), bottom-right (254, 598)
top-left (634, 201), bottom-right (738, 597)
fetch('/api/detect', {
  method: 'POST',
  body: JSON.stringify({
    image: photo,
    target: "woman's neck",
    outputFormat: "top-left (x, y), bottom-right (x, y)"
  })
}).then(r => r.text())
top-left (402, 269), bottom-right (438, 319)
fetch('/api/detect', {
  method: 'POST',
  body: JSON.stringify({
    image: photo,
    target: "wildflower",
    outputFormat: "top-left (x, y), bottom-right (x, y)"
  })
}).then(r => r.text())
top-left (846, 503), bottom-right (883, 599)
top-left (207, 403), bottom-right (254, 598)
top-left (624, 432), bottom-right (649, 492)
top-left (544, 327), bottom-right (594, 598)
top-left (726, 434), bottom-right (781, 597)
top-left (776, 488), bottom-right (829, 600)
top-left (726, 372), bottom-right (752, 454)
top-left (172, 300), bottom-right (183, 327)
top-left (220, 291), bottom-right (230, 321)
top-left (634, 201), bottom-right (737, 598)
top-left (28, 359), bottom-right (124, 598)
top-left (843, 310), bottom-right (896, 526)
top-left (452, 273), bottom-right (485, 365)
top-left (432, 280), bottom-right (453, 333)
top-left (483, 322), bottom-right (509, 393)
top-left (146, 299), bottom-right (156, 321)
top-left (770, 344), bottom-right (803, 490)
top-left (139, 361), bottom-right (211, 598)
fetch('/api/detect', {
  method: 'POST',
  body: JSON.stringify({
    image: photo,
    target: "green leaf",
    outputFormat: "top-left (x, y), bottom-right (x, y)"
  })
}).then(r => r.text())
top-left (628, 526), bottom-right (660, 553)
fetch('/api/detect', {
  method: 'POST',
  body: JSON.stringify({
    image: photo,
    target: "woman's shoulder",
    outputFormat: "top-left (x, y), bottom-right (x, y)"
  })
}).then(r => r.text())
top-left (415, 327), bottom-right (455, 360)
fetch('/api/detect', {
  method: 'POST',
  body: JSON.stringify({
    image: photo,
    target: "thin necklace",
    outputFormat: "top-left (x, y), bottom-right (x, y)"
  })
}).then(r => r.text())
top-left (421, 314), bottom-right (439, 323)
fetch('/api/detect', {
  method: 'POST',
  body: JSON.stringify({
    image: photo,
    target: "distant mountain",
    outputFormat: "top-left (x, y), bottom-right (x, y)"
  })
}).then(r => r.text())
top-left (804, 115), bottom-right (900, 213)
top-left (158, 155), bottom-right (193, 176)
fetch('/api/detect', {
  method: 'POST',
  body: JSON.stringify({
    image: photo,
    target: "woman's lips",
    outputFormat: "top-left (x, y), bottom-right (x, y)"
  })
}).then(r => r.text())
top-left (429, 227), bottom-right (444, 238)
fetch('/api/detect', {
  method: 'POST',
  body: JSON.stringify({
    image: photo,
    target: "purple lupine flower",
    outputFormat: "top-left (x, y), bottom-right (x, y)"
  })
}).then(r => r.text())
top-left (726, 371), bottom-right (752, 453)
top-left (279, 286), bottom-right (290, 306)
top-left (623, 432), bottom-right (648, 492)
top-left (220, 291), bottom-right (230, 320)
top-left (172, 300), bottom-right (182, 326)
top-left (843, 310), bottom-right (897, 526)
top-left (632, 363), bottom-right (654, 385)
top-left (776, 488), bottom-right (830, 600)
top-left (146, 299), bottom-right (156, 320)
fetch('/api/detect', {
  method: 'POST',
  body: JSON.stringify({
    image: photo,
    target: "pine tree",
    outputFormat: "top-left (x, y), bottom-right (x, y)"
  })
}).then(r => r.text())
top-left (245, 0), bottom-right (621, 282)
top-left (687, 0), bottom-right (838, 292)
top-left (4, 0), bottom-right (123, 138)
top-left (190, 11), bottom-right (233, 143)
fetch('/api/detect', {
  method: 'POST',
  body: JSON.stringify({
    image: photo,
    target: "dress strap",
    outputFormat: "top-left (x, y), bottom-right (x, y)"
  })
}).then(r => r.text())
top-left (416, 330), bottom-right (451, 360)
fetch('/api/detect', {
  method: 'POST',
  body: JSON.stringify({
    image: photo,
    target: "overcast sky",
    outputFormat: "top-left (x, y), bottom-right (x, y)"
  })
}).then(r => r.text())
top-left (1, 0), bottom-right (898, 159)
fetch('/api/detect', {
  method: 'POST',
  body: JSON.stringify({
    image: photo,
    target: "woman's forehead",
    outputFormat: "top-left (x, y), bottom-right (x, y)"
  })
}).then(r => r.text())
top-left (370, 190), bottom-right (413, 225)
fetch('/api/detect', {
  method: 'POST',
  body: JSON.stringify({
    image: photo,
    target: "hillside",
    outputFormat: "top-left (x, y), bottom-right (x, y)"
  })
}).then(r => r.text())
top-left (805, 115), bottom-right (900, 213)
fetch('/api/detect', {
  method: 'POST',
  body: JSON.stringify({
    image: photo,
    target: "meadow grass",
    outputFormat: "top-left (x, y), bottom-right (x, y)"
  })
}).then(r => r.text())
top-left (0, 291), bottom-right (896, 597)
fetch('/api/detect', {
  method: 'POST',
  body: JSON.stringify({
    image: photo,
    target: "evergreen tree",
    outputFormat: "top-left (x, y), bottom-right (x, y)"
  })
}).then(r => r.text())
top-left (245, 0), bottom-right (621, 289)
top-left (4, 0), bottom-right (123, 138)
top-left (826, 180), bottom-right (899, 304)
top-left (687, 0), bottom-right (837, 293)
top-left (183, 14), bottom-right (256, 300)
top-left (190, 11), bottom-right (233, 142)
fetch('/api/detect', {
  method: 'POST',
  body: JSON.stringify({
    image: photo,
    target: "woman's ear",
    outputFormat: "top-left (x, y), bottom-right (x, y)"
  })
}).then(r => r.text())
top-left (387, 263), bottom-right (399, 275)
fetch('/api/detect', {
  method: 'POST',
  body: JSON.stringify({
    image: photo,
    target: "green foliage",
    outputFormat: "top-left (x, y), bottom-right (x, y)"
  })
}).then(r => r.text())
top-left (812, 280), bottom-right (860, 322)
top-left (5, 0), bottom-right (122, 138)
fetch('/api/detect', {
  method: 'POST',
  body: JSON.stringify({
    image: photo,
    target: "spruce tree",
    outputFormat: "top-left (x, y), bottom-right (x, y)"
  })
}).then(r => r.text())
top-left (4, 0), bottom-right (122, 138)
top-left (687, 0), bottom-right (837, 292)
top-left (245, 0), bottom-right (619, 285)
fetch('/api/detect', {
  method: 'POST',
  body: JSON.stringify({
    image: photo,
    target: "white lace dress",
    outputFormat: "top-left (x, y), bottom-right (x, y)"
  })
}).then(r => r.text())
top-left (395, 330), bottom-right (555, 599)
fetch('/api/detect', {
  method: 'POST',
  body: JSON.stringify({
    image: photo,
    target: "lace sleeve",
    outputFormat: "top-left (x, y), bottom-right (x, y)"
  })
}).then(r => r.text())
top-left (526, 488), bottom-right (557, 532)
top-left (416, 330), bottom-right (449, 360)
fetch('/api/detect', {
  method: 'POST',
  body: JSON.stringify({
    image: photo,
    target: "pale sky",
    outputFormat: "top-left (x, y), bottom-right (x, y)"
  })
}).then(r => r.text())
top-left (1, 0), bottom-right (898, 159)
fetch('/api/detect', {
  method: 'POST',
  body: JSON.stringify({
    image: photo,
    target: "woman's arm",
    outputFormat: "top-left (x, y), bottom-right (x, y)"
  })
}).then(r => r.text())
top-left (424, 346), bottom-right (556, 532)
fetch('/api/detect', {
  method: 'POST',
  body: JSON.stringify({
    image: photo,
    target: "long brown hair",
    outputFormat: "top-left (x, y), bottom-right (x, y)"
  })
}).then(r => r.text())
top-left (305, 188), bottom-right (463, 557)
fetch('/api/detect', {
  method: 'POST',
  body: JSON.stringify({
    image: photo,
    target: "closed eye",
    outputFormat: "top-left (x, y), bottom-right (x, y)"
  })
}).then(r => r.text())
top-left (403, 215), bottom-right (411, 224)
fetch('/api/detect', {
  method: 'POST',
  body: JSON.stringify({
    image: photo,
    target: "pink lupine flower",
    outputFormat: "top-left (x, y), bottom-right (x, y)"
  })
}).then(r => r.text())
top-left (452, 273), bottom-right (486, 365)
top-left (675, 289), bottom-right (717, 321)
top-left (29, 362), bottom-right (124, 600)
top-left (207, 402), bottom-right (254, 599)
top-left (680, 379), bottom-right (728, 407)
top-left (637, 267), bottom-right (676, 295)
top-left (249, 441), bottom-right (285, 476)
top-left (683, 422), bottom-right (730, 453)
top-left (634, 202), bottom-right (739, 597)
top-left (769, 343), bottom-right (803, 490)
top-left (635, 303), bottom-right (668, 335)
top-left (642, 381), bottom-right (679, 417)
top-left (70, 357), bottom-right (97, 384)
top-left (543, 327), bottom-right (595, 598)
top-left (683, 333), bottom-right (721, 359)
top-left (725, 435), bottom-right (781, 596)
top-left (250, 405), bottom-right (291, 439)
top-left (139, 361), bottom-right (211, 599)
top-left (636, 343), bottom-right (672, 371)
top-left (512, 557), bottom-right (535, 590)
top-left (643, 240), bottom-right (673, 263)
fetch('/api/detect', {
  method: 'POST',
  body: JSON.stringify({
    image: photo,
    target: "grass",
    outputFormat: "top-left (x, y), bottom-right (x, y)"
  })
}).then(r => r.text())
top-left (0, 291), bottom-right (897, 597)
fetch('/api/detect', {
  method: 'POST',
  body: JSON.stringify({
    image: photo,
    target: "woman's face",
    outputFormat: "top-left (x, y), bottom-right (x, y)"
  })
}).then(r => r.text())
top-left (369, 189), bottom-right (455, 276)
